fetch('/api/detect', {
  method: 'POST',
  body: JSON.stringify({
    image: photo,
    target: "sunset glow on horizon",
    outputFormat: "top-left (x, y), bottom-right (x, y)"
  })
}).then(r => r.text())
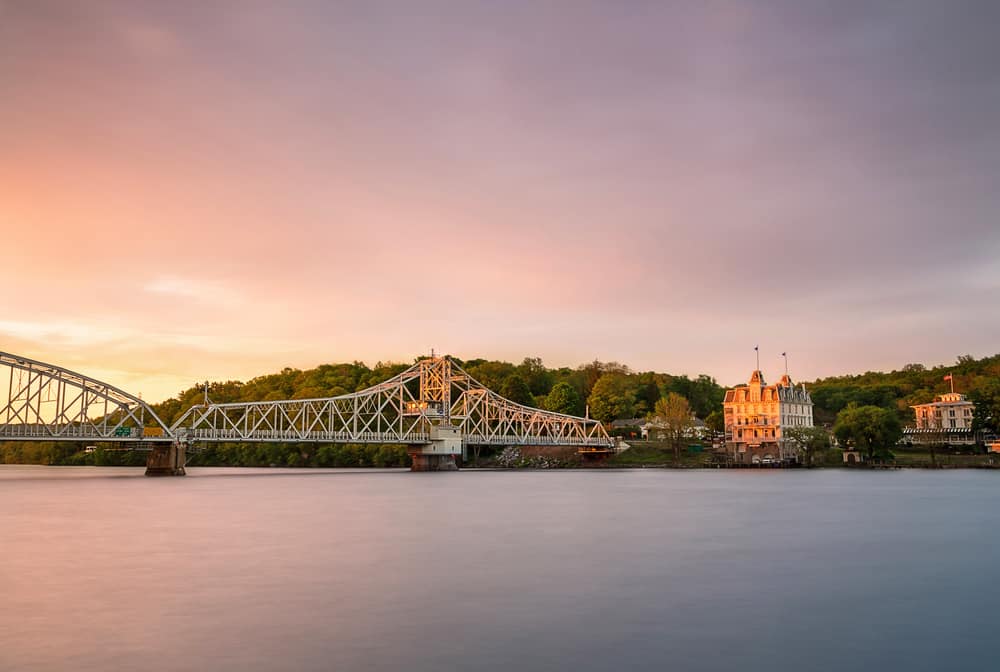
top-left (2, 1), bottom-right (999, 402)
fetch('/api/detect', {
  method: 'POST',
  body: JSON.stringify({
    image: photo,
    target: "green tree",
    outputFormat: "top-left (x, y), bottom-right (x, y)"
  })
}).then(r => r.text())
top-left (500, 375), bottom-right (535, 406)
top-left (971, 378), bottom-right (1000, 435)
top-left (587, 373), bottom-right (637, 423)
top-left (518, 357), bottom-right (554, 397)
top-left (833, 403), bottom-right (902, 462)
top-left (784, 426), bottom-right (831, 467)
top-left (465, 360), bottom-right (517, 392)
top-left (650, 393), bottom-right (694, 461)
top-left (632, 378), bottom-right (661, 417)
top-left (673, 374), bottom-right (726, 419)
top-left (704, 410), bottom-right (725, 435)
top-left (577, 360), bottom-right (630, 400)
top-left (545, 382), bottom-right (585, 416)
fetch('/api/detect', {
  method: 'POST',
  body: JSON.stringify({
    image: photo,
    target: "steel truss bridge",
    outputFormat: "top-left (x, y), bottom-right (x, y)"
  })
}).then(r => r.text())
top-left (0, 351), bottom-right (614, 472)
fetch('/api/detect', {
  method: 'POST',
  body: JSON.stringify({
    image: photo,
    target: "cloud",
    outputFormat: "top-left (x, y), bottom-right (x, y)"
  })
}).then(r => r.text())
top-left (114, 18), bottom-right (180, 59)
top-left (143, 275), bottom-right (245, 307)
top-left (1, 1), bottom-right (998, 394)
top-left (0, 320), bottom-right (131, 348)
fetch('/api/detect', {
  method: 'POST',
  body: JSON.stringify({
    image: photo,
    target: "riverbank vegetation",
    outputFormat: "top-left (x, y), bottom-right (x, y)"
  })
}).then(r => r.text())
top-left (0, 441), bottom-right (411, 468)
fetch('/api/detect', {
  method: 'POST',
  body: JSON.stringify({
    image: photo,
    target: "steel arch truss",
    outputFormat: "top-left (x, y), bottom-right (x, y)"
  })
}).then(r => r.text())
top-left (171, 357), bottom-right (612, 448)
top-left (0, 351), bottom-right (173, 442)
top-left (447, 361), bottom-right (611, 447)
top-left (171, 365), bottom-right (433, 444)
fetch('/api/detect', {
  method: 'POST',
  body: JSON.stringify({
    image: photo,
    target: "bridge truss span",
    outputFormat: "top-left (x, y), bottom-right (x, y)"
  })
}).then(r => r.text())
top-left (448, 369), bottom-right (610, 447)
top-left (0, 351), bottom-right (174, 443)
top-left (171, 356), bottom-right (613, 450)
top-left (170, 365), bottom-right (435, 444)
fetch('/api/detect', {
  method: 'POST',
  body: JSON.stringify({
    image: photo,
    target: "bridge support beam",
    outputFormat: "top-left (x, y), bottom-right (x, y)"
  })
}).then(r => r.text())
top-left (145, 442), bottom-right (186, 477)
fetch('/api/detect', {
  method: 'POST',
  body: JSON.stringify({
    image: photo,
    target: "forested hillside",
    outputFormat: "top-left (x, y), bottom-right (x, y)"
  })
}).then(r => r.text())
top-left (806, 353), bottom-right (1000, 425)
top-left (150, 352), bottom-right (999, 430)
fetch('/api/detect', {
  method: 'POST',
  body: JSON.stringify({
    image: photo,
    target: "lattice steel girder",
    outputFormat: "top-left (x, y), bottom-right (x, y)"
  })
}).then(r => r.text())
top-left (170, 365), bottom-right (432, 444)
top-left (0, 351), bottom-right (174, 442)
top-left (171, 356), bottom-right (613, 448)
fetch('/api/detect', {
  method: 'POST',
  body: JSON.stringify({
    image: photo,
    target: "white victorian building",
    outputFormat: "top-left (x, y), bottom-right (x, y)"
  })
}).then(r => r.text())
top-left (906, 391), bottom-right (977, 446)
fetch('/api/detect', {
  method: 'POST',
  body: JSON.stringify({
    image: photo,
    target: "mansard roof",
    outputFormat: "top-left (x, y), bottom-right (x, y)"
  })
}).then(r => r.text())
top-left (724, 369), bottom-right (813, 404)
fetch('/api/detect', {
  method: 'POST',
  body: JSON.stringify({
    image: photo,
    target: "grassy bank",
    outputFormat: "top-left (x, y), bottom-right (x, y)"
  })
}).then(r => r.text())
top-left (607, 441), bottom-right (717, 468)
top-left (605, 441), bottom-right (1000, 469)
top-left (889, 448), bottom-right (1000, 468)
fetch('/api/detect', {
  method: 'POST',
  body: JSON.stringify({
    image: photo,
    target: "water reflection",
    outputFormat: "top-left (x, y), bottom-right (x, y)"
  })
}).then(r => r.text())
top-left (1, 467), bottom-right (997, 671)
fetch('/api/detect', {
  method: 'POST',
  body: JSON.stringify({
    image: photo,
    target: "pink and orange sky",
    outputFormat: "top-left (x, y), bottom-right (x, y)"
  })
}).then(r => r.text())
top-left (2, 1), bottom-right (999, 402)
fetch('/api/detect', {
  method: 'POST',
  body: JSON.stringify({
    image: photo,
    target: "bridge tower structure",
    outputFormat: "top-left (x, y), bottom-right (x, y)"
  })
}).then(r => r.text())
top-left (407, 356), bottom-right (462, 471)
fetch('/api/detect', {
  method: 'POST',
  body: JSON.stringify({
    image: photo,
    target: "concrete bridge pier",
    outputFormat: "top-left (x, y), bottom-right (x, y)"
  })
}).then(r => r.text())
top-left (408, 452), bottom-right (459, 471)
top-left (409, 425), bottom-right (461, 471)
top-left (145, 442), bottom-right (187, 476)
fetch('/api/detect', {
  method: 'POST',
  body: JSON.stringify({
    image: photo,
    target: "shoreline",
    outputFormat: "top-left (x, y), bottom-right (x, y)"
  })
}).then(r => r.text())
top-left (3, 462), bottom-right (998, 472)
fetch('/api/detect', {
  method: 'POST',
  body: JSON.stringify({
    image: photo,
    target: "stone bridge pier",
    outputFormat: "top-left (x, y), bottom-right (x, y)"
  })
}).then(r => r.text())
top-left (145, 442), bottom-right (187, 476)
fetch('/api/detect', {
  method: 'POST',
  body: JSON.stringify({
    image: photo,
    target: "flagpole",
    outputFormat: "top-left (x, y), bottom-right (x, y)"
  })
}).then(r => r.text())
top-left (951, 374), bottom-right (954, 395)
top-left (755, 346), bottom-right (759, 372)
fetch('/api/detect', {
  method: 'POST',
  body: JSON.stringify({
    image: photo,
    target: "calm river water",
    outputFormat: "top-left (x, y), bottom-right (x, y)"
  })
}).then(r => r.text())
top-left (1, 466), bottom-right (997, 671)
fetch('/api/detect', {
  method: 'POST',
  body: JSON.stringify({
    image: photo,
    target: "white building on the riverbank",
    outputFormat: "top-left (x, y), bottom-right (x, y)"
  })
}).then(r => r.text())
top-left (906, 389), bottom-right (977, 446)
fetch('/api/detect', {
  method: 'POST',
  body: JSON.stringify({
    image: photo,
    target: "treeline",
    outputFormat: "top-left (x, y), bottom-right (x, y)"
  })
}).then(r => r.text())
top-left (807, 353), bottom-right (1000, 426)
top-left (188, 443), bottom-right (410, 468)
top-left (0, 442), bottom-right (148, 466)
top-left (152, 351), bottom-right (995, 431)
top-left (0, 441), bottom-right (410, 468)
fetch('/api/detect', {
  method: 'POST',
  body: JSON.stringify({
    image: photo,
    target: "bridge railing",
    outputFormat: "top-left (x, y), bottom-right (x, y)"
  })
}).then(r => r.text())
top-left (182, 428), bottom-right (430, 444)
top-left (462, 434), bottom-right (615, 447)
top-left (0, 423), bottom-right (169, 442)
